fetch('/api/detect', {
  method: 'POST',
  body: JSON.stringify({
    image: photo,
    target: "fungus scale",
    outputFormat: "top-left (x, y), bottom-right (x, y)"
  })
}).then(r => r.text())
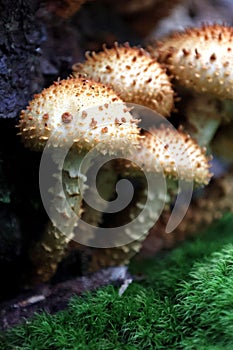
top-left (73, 43), bottom-right (174, 117)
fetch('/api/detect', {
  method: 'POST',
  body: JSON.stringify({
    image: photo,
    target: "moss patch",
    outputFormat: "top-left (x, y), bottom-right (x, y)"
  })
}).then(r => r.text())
top-left (1, 213), bottom-right (233, 350)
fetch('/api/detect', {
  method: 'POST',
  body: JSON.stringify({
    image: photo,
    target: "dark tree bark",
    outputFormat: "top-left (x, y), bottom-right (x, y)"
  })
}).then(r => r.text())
top-left (0, 0), bottom-right (44, 119)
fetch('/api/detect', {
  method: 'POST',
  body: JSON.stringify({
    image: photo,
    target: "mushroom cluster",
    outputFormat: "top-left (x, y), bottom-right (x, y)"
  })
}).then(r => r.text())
top-left (139, 23), bottom-right (233, 254)
top-left (87, 126), bottom-right (211, 271)
top-left (18, 23), bottom-right (233, 282)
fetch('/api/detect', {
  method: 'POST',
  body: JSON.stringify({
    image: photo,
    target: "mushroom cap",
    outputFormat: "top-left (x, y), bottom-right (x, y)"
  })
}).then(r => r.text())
top-left (72, 43), bottom-right (174, 117)
top-left (122, 126), bottom-right (212, 185)
top-left (150, 24), bottom-right (233, 99)
top-left (18, 77), bottom-right (140, 152)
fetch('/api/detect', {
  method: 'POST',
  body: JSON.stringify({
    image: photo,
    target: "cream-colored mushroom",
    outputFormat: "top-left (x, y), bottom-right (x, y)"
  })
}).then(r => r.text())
top-left (18, 77), bottom-right (141, 282)
top-left (73, 43), bottom-right (174, 117)
top-left (149, 24), bottom-right (233, 146)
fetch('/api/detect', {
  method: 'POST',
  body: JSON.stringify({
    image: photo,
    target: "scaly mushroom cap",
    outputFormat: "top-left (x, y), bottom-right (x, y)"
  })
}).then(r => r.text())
top-left (18, 77), bottom-right (140, 152)
top-left (150, 24), bottom-right (233, 99)
top-left (72, 44), bottom-right (174, 117)
top-left (123, 126), bottom-right (212, 186)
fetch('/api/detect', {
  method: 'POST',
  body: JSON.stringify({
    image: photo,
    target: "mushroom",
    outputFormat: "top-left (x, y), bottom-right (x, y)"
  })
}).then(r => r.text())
top-left (18, 76), bottom-right (141, 282)
top-left (149, 24), bottom-right (233, 146)
top-left (72, 43), bottom-right (174, 117)
top-left (85, 125), bottom-right (212, 271)
top-left (18, 76), bottom-right (212, 280)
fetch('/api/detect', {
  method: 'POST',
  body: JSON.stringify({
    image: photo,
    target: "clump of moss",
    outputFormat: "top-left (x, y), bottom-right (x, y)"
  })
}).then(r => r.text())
top-left (177, 243), bottom-right (233, 348)
top-left (1, 213), bottom-right (233, 350)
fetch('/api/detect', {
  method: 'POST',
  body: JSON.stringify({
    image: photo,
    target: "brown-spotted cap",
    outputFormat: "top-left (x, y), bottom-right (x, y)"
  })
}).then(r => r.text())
top-left (124, 126), bottom-right (212, 186)
top-left (150, 24), bottom-right (233, 99)
top-left (18, 77), bottom-right (140, 152)
top-left (72, 43), bottom-right (174, 117)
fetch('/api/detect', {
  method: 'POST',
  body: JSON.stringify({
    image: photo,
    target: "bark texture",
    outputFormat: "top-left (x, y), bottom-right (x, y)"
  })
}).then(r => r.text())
top-left (0, 0), bottom-right (43, 118)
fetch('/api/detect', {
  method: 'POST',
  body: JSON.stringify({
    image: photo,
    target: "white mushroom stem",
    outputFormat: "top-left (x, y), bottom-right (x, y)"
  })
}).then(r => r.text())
top-left (211, 121), bottom-right (233, 163)
top-left (184, 94), bottom-right (233, 147)
top-left (88, 172), bottom-right (171, 271)
top-left (77, 160), bottom-right (119, 240)
top-left (30, 149), bottom-right (90, 282)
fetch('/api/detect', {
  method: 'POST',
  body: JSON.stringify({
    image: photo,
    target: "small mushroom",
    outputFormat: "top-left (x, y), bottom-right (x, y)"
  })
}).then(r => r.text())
top-left (87, 125), bottom-right (212, 271)
top-left (72, 43), bottom-right (174, 117)
top-left (18, 77), bottom-right (141, 282)
top-left (149, 24), bottom-right (233, 146)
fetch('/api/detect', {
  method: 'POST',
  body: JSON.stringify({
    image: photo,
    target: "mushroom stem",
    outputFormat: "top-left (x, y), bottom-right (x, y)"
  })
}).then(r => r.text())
top-left (30, 149), bottom-right (89, 283)
top-left (211, 121), bottom-right (233, 163)
top-left (88, 172), bottom-right (170, 271)
top-left (184, 94), bottom-right (233, 147)
top-left (29, 222), bottom-right (72, 283)
top-left (77, 160), bottom-right (119, 241)
top-left (86, 124), bottom-right (212, 271)
top-left (186, 112), bottom-right (220, 148)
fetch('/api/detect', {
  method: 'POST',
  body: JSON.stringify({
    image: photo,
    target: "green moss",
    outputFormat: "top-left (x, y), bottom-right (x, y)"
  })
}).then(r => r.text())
top-left (1, 213), bottom-right (233, 350)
